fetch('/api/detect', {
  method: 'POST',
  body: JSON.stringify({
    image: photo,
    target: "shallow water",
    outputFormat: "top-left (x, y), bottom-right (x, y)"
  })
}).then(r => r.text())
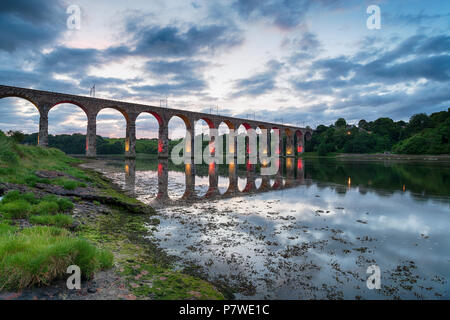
top-left (82, 156), bottom-right (450, 299)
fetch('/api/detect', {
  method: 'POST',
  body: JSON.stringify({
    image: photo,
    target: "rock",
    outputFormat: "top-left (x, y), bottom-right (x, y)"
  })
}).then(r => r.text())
top-left (35, 170), bottom-right (65, 179)
top-left (87, 287), bottom-right (97, 294)
top-left (68, 221), bottom-right (81, 231)
top-left (99, 208), bottom-right (112, 215)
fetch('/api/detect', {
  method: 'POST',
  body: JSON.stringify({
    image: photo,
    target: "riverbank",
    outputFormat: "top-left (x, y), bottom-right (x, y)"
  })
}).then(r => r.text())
top-left (0, 132), bottom-right (224, 300)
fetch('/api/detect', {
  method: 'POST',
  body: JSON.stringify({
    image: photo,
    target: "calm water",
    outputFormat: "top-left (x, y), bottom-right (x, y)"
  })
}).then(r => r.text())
top-left (82, 156), bottom-right (450, 300)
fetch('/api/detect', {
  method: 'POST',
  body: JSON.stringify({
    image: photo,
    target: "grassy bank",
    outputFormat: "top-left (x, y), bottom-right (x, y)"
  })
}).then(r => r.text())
top-left (0, 131), bottom-right (224, 299)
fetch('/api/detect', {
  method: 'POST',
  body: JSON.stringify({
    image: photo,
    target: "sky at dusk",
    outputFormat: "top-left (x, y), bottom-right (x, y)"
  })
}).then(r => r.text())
top-left (0, 0), bottom-right (449, 139)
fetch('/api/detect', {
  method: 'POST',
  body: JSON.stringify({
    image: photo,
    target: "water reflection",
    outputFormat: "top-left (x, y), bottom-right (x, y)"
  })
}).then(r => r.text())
top-left (108, 157), bottom-right (450, 203)
top-left (82, 156), bottom-right (450, 299)
top-left (126, 158), bottom-right (307, 206)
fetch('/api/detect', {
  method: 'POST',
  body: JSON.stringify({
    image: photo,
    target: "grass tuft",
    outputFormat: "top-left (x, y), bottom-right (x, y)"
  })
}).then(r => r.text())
top-left (29, 214), bottom-right (74, 228)
top-left (0, 226), bottom-right (113, 290)
top-left (30, 201), bottom-right (60, 215)
top-left (0, 200), bottom-right (31, 219)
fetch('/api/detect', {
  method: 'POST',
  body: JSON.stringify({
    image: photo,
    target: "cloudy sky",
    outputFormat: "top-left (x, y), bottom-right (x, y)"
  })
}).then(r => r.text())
top-left (0, 0), bottom-right (449, 138)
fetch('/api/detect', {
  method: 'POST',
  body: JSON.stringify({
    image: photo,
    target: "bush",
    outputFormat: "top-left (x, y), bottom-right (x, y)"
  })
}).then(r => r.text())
top-left (0, 200), bottom-right (31, 219)
top-left (30, 201), bottom-right (60, 215)
top-left (57, 198), bottom-right (74, 212)
top-left (0, 223), bottom-right (17, 235)
top-left (0, 226), bottom-right (113, 290)
top-left (24, 175), bottom-right (50, 187)
top-left (0, 150), bottom-right (19, 165)
top-left (29, 214), bottom-right (74, 228)
top-left (54, 178), bottom-right (81, 190)
top-left (2, 191), bottom-right (38, 205)
top-left (1, 190), bottom-right (21, 204)
top-left (393, 135), bottom-right (428, 154)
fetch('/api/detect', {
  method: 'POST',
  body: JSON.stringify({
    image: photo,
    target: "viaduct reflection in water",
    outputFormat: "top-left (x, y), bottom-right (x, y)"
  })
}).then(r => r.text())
top-left (123, 158), bottom-right (307, 206)
top-left (118, 156), bottom-right (450, 205)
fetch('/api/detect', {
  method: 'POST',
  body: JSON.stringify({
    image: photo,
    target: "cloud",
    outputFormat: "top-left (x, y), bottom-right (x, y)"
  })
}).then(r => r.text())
top-left (0, 0), bottom-right (66, 52)
top-left (118, 21), bottom-right (244, 58)
top-left (385, 11), bottom-right (450, 26)
top-left (291, 34), bottom-right (450, 94)
top-left (37, 47), bottom-right (104, 76)
top-left (144, 59), bottom-right (208, 75)
top-left (283, 32), bottom-right (450, 124)
top-left (231, 0), bottom-right (350, 29)
top-left (131, 77), bottom-right (208, 96)
top-left (231, 60), bottom-right (283, 98)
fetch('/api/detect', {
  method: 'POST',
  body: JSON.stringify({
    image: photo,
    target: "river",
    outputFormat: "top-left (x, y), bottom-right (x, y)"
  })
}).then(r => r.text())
top-left (81, 155), bottom-right (450, 300)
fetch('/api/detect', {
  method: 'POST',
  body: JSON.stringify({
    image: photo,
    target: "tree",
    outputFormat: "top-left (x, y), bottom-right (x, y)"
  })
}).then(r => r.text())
top-left (7, 130), bottom-right (26, 143)
top-left (358, 119), bottom-right (369, 130)
top-left (407, 113), bottom-right (430, 135)
top-left (335, 118), bottom-right (346, 128)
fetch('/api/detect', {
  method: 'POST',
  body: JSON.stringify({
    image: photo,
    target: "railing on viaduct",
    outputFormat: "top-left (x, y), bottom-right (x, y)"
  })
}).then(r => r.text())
top-left (0, 85), bottom-right (313, 159)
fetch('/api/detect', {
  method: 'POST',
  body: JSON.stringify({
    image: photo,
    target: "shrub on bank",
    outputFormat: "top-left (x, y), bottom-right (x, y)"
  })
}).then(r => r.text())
top-left (0, 191), bottom-right (74, 218)
top-left (29, 214), bottom-right (74, 228)
top-left (30, 201), bottom-right (60, 215)
top-left (0, 226), bottom-right (113, 290)
top-left (0, 200), bottom-right (31, 219)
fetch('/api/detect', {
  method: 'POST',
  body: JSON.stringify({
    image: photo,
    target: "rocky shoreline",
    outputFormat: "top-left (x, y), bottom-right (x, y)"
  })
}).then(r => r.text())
top-left (0, 165), bottom-right (224, 300)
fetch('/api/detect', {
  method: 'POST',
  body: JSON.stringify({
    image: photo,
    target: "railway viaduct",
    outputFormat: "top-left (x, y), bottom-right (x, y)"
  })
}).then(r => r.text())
top-left (0, 85), bottom-right (312, 159)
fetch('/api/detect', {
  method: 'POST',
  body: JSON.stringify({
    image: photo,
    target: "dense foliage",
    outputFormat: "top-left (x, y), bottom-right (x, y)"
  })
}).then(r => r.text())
top-left (306, 109), bottom-right (449, 155)
top-left (8, 108), bottom-right (450, 156)
top-left (21, 133), bottom-right (183, 155)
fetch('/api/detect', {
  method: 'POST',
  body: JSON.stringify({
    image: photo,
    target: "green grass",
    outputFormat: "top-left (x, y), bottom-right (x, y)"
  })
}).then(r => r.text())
top-left (53, 178), bottom-right (86, 190)
top-left (57, 198), bottom-right (75, 212)
top-left (0, 226), bottom-right (113, 290)
top-left (0, 190), bottom-right (113, 290)
top-left (30, 201), bottom-right (60, 215)
top-left (0, 191), bottom-right (74, 218)
top-left (0, 200), bottom-right (31, 219)
top-left (29, 214), bottom-right (74, 228)
top-left (0, 131), bottom-right (85, 188)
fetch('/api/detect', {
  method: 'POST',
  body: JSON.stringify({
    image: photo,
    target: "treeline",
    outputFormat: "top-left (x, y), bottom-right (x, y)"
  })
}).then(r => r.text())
top-left (17, 133), bottom-right (183, 155)
top-left (5, 108), bottom-right (449, 156)
top-left (305, 109), bottom-right (450, 155)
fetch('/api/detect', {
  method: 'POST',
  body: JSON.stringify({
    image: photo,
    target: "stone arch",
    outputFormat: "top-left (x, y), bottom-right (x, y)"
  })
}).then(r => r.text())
top-left (48, 102), bottom-right (89, 155)
top-left (271, 126), bottom-right (282, 156)
top-left (169, 113), bottom-right (191, 129)
top-left (284, 128), bottom-right (294, 156)
top-left (98, 105), bottom-right (130, 123)
top-left (256, 124), bottom-right (268, 158)
top-left (195, 117), bottom-right (215, 159)
top-left (138, 110), bottom-right (163, 127)
top-left (95, 107), bottom-right (129, 155)
top-left (134, 111), bottom-right (162, 157)
top-left (49, 100), bottom-right (89, 117)
top-left (0, 96), bottom-right (40, 144)
top-left (136, 111), bottom-right (162, 134)
top-left (217, 121), bottom-right (234, 156)
top-left (197, 117), bottom-right (215, 129)
top-left (305, 131), bottom-right (312, 141)
top-left (221, 120), bottom-right (235, 130)
top-left (168, 114), bottom-right (190, 160)
top-left (0, 94), bottom-right (39, 110)
top-left (294, 130), bottom-right (304, 155)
